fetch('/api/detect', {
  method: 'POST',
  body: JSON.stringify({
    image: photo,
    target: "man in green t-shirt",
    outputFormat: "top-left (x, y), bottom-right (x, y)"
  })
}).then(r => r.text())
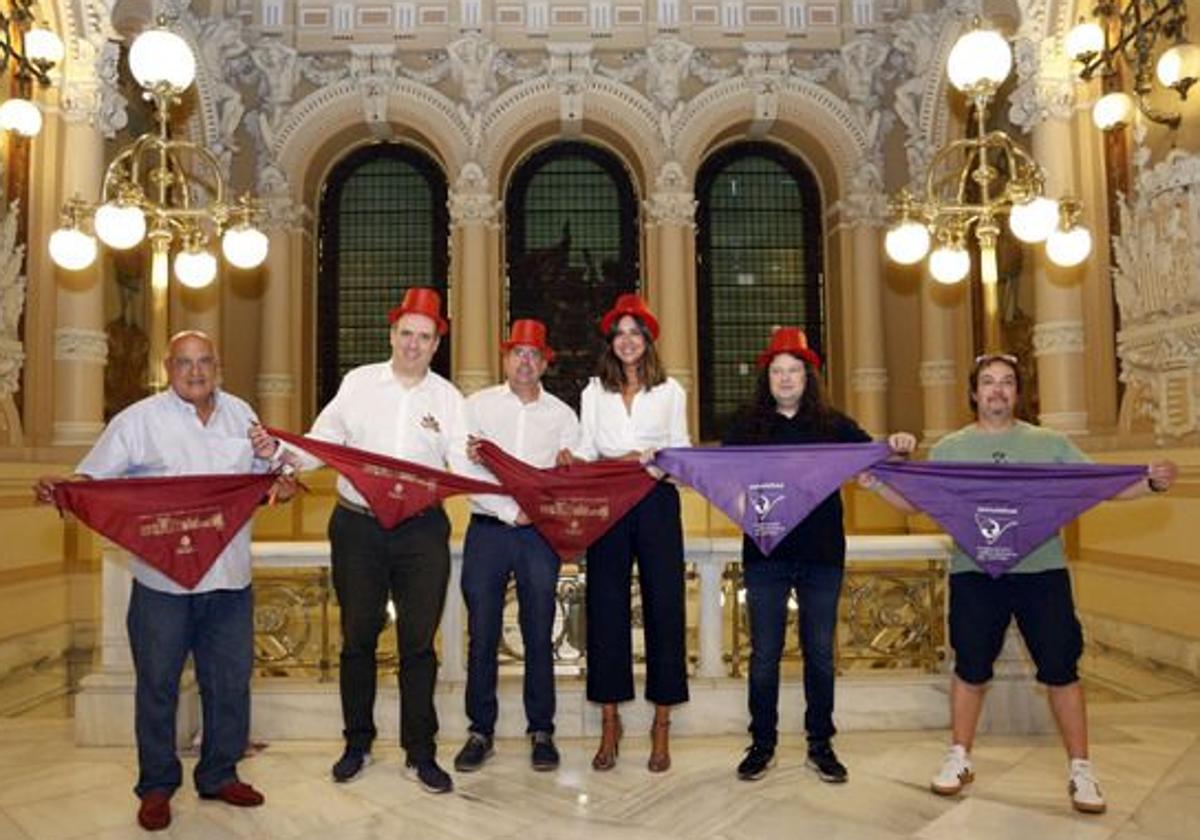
top-left (872, 353), bottom-right (1177, 815)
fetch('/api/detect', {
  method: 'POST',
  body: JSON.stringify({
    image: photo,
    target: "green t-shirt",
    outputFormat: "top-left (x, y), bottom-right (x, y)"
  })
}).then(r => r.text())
top-left (930, 420), bottom-right (1089, 575)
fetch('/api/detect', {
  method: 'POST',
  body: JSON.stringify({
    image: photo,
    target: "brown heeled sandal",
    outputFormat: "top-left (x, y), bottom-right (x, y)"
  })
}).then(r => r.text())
top-left (592, 708), bottom-right (622, 771)
top-left (648, 718), bottom-right (671, 773)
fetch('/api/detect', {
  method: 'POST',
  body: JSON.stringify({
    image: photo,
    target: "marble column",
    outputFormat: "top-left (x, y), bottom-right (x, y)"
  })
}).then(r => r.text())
top-left (847, 219), bottom-right (889, 437)
top-left (257, 200), bottom-right (303, 428)
top-left (644, 166), bottom-right (697, 400)
top-left (52, 117), bottom-right (107, 445)
top-left (1031, 114), bottom-right (1089, 434)
top-left (919, 275), bottom-right (961, 443)
top-left (448, 170), bottom-right (500, 395)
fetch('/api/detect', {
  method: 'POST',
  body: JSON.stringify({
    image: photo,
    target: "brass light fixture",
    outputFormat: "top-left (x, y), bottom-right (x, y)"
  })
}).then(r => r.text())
top-left (0, 1), bottom-right (64, 136)
top-left (48, 19), bottom-right (269, 390)
top-left (1066, 0), bottom-right (1198, 130)
top-left (884, 23), bottom-right (1092, 353)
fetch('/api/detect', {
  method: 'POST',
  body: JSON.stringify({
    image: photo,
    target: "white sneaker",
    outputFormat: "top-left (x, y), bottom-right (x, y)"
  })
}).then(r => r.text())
top-left (1068, 758), bottom-right (1107, 814)
top-left (930, 744), bottom-right (974, 795)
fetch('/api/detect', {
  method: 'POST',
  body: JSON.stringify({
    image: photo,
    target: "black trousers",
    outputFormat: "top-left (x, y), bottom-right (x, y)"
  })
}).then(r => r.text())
top-left (329, 504), bottom-right (451, 761)
top-left (585, 482), bottom-right (689, 705)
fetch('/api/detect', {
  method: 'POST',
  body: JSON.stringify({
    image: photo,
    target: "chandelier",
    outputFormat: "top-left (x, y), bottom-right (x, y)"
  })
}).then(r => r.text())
top-left (47, 20), bottom-right (268, 387)
top-left (1066, 0), bottom-right (1198, 130)
top-left (884, 24), bottom-right (1092, 352)
top-left (0, 0), bottom-right (64, 136)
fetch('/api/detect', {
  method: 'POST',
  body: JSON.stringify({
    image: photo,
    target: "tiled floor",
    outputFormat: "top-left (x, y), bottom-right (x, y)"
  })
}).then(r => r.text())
top-left (2, 663), bottom-right (1199, 839)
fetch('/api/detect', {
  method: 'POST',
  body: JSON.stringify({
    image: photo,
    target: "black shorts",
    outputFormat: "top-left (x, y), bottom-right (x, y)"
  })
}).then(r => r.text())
top-left (948, 569), bottom-right (1084, 687)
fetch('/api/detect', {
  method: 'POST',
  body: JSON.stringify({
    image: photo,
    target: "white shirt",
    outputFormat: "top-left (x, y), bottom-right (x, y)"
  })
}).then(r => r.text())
top-left (464, 383), bottom-right (581, 523)
top-left (574, 376), bottom-right (691, 460)
top-left (297, 362), bottom-right (469, 506)
top-left (76, 388), bottom-right (268, 594)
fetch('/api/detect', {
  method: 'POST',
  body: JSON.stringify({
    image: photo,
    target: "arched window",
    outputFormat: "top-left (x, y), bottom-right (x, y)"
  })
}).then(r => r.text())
top-left (317, 144), bottom-right (449, 408)
top-left (505, 142), bottom-right (640, 408)
top-left (696, 142), bottom-right (825, 441)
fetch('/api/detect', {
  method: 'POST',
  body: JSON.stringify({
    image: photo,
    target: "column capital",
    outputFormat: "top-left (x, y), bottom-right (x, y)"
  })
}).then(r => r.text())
top-left (54, 328), bottom-right (108, 365)
top-left (256, 373), bottom-right (295, 399)
top-left (1032, 320), bottom-right (1085, 357)
top-left (448, 190), bottom-right (500, 226)
top-left (645, 161), bottom-right (696, 227)
top-left (851, 366), bottom-right (889, 393)
top-left (1038, 410), bottom-right (1089, 434)
top-left (919, 359), bottom-right (957, 387)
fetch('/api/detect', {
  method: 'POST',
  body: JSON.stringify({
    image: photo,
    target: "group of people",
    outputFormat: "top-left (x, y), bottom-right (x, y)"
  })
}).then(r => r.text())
top-left (35, 287), bottom-right (1177, 831)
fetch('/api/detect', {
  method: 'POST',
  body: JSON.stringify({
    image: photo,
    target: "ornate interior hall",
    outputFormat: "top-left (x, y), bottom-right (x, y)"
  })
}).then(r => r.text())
top-left (1, 0), bottom-right (1199, 837)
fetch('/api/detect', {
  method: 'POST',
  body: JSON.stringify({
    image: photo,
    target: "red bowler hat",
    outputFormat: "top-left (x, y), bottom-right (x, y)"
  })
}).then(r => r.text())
top-left (387, 287), bottom-right (449, 335)
top-left (500, 318), bottom-right (555, 363)
top-left (756, 326), bottom-right (822, 369)
top-left (599, 292), bottom-right (660, 341)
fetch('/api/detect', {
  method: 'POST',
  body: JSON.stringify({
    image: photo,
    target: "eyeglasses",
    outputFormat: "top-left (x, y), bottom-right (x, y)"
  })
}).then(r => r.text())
top-left (973, 353), bottom-right (1018, 366)
top-left (169, 356), bottom-right (216, 372)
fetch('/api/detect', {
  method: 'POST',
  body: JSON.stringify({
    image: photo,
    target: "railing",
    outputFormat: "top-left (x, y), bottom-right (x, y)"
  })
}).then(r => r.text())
top-left (249, 534), bottom-right (951, 682)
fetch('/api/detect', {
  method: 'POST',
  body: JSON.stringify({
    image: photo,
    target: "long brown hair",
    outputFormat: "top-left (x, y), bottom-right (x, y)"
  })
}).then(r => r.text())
top-left (596, 314), bottom-right (667, 392)
top-left (734, 356), bottom-right (836, 442)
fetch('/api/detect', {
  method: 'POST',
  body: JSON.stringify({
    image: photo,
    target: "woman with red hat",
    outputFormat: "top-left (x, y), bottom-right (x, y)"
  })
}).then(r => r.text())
top-left (573, 292), bottom-right (690, 773)
top-left (724, 327), bottom-right (915, 785)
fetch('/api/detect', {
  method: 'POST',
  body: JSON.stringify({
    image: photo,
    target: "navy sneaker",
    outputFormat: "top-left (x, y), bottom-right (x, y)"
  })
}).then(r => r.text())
top-left (530, 732), bottom-right (560, 771)
top-left (806, 742), bottom-right (848, 783)
top-left (454, 733), bottom-right (494, 772)
top-left (406, 757), bottom-right (453, 794)
top-left (736, 743), bottom-right (776, 781)
top-left (331, 746), bottom-right (371, 783)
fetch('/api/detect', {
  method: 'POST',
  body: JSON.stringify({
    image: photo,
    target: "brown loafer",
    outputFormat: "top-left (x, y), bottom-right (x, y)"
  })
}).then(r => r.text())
top-left (200, 780), bottom-right (265, 807)
top-left (137, 791), bottom-right (172, 831)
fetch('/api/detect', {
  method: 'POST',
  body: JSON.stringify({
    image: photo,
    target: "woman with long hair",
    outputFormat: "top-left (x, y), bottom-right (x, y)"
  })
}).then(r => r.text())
top-left (574, 292), bottom-right (690, 773)
top-left (725, 327), bottom-right (914, 784)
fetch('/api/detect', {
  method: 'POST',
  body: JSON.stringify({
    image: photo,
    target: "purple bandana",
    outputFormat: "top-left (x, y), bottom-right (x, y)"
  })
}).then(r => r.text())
top-left (870, 461), bottom-right (1145, 576)
top-left (655, 443), bottom-right (891, 555)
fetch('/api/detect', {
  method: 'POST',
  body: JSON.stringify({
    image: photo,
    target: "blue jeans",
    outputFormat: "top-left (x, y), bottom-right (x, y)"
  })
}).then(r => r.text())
top-left (126, 581), bottom-right (253, 797)
top-left (744, 560), bottom-right (844, 748)
top-left (461, 515), bottom-right (560, 735)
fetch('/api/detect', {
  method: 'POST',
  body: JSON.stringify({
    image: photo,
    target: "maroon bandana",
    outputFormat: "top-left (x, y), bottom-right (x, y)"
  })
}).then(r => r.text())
top-left (53, 473), bottom-right (276, 590)
top-left (476, 439), bottom-right (657, 560)
top-left (267, 426), bottom-right (500, 528)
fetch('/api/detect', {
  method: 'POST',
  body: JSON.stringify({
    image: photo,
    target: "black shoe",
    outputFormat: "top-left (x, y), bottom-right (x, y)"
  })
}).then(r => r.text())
top-left (530, 732), bottom-right (560, 771)
top-left (806, 743), bottom-right (848, 783)
top-left (406, 757), bottom-right (453, 794)
top-left (736, 743), bottom-right (776, 781)
top-left (453, 734), bottom-right (494, 772)
top-left (331, 746), bottom-right (371, 783)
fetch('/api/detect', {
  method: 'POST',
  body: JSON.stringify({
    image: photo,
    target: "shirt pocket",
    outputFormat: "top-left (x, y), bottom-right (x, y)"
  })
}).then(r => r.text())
top-left (204, 434), bottom-right (254, 472)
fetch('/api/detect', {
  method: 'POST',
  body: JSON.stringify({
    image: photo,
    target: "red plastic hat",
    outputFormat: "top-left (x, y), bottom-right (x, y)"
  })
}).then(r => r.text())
top-left (500, 318), bottom-right (555, 363)
top-left (387, 287), bottom-right (449, 335)
top-left (756, 326), bottom-right (822, 369)
top-left (599, 292), bottom-right (660, 341)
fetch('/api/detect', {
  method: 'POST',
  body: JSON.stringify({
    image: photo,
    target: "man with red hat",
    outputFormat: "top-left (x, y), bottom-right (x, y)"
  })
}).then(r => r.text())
top-left (253, 286), bottom-right (466, 794)
top-left (452, 319), bottom-right (579, 773)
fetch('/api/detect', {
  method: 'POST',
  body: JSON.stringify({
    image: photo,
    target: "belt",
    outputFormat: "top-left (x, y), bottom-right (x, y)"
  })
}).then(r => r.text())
top-left (471, 512), bottom-right (532, 529)
top-left (337, 497), bottom-right (375, 518)
top-left (337, 496), bottom-right (443, 520)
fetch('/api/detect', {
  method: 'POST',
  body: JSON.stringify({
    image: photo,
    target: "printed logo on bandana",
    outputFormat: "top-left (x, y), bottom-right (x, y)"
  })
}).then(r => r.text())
top-left (974, 504), bottom-right (1019, 564)
top-left (389, 482), bottom-right (406, 500)
top-left (177, 534), bottom-right (195, 555)
top-left (748, 482), bottom-right (787, 539)
top-left (137, 509), bottom-right (226, 539)
top-left (537, 497), bottom-right (610, 537)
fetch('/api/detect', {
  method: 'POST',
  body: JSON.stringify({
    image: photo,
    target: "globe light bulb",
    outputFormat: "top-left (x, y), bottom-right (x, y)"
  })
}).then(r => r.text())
top-left (0, 98), bottom-right (43, 137)
top-left (1065, 22), bottom-right (1104, 62)
top-left (885, 221), bottom-right (931, 265)
top-left (49, 227), bottom-right (98, 271)
top-left (1046, 225), bottom-right (1093, 267)
top-left (1009, 196), bottom-right (1059, 243)
top-left (1092, 92), bottom-right (1135, 130)
top-left (947, 28), bottom-right (1013, 92)
top-left (129, 28), bottom-right (196, 91)
top-left (94, 202), bottom-right (148, 250)
top-left (174, 247), bottom-right (217, 288)
top-left (221, 225), bottom-right (269, 269)
top-left (929, 245), bottom-right (970, 284)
